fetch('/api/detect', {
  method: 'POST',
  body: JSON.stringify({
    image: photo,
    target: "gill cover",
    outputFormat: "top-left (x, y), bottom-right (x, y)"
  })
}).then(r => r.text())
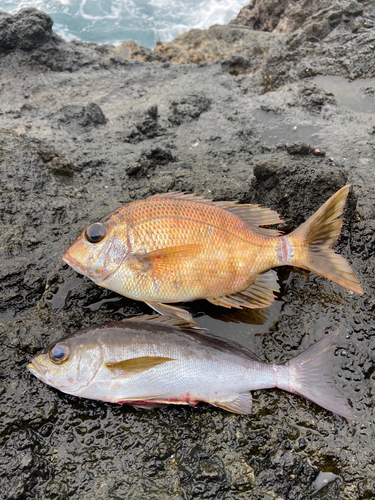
top-left (63, 216), bottom-right (130, 283)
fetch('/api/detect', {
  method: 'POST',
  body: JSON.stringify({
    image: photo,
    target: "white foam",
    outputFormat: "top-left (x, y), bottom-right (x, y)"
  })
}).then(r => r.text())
top-left (0, 0), bottom-right (249, 47)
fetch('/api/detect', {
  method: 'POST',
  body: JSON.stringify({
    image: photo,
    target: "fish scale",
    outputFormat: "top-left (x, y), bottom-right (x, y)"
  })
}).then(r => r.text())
top-left (63, 187), bottom-right (363, 321)
top-left (28, 315), bottom-right (355, 418)
top-left (110, 198), bottom-right (278, 302)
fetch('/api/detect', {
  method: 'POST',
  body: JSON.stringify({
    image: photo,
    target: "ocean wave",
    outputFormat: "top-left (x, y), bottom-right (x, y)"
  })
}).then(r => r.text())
top-left (0, 0), bottom-right (248, 47)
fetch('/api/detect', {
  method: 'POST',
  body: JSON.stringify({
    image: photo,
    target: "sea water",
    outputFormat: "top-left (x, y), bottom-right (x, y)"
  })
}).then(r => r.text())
top-left (0, 0), bottom-right (249, 48)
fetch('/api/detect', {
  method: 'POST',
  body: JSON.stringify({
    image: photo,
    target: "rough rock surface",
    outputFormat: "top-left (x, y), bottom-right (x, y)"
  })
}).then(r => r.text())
top-left (0, 5), bottom-right (375, 500)
top-left (231, 0), bottom-right (374, 33)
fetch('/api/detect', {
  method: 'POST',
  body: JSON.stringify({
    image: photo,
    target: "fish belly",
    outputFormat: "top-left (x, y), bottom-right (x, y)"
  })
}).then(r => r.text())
top-left (78, 344), bottom-right (275, 408)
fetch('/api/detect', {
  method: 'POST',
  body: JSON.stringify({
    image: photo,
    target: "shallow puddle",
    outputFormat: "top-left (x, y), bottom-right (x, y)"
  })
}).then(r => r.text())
top-left (48, 267), bottom-right (291, 355)
top-left (253, 109), bottom-right (322, 146)
top-left (313, 75), bottom-right (375, 115)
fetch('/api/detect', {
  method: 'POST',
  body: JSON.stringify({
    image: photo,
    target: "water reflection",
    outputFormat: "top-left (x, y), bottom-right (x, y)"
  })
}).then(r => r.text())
top-left (253, 109), bottom-right (322, 146)
top-left (313, 75), bottom-right (375, 115)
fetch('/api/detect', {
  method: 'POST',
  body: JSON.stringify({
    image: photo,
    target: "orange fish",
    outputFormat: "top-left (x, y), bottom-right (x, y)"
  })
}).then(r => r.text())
top-left (63, 186), bottom-right (363, 321)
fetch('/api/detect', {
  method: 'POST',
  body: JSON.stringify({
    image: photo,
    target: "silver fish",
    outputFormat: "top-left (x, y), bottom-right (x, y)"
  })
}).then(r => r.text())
top-left (28, 315), bottom-right (354, 418)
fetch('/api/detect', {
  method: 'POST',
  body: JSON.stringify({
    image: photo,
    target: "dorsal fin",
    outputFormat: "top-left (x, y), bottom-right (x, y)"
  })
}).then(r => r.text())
top-left (147, 191), bottom-right (231, 205)
top-left (148, 192), bottom-right (283, 234)
top-left (224, 204), bottom-right (283, 226)
top-left (224, 205), bottom-right (284, 236)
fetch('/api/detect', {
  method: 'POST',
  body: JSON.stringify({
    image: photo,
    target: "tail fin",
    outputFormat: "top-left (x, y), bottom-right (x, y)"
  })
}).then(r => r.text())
top-left (287, 185), bottom-right (363, 294)
top-left (281, 331), bottom-right (355, 419)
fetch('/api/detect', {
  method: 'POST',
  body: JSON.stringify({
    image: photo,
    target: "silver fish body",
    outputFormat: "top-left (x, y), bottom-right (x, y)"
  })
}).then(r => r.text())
top-left (28, 316), bottom-right (354, 418)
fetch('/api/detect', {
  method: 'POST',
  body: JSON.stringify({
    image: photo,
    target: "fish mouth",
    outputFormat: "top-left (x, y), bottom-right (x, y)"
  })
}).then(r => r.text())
top-left (27, 359), bottom-right (46, 378)
top-left (62, 251), bottom-right (78, 267)
top-left (62, 250), bottom-right (86, 275)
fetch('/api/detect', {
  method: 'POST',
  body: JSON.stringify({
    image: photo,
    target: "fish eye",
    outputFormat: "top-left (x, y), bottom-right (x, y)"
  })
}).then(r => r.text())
top-left (49, 344), bottom-right (70, 364)
top-left (85, 223), bottom-right (107, 244)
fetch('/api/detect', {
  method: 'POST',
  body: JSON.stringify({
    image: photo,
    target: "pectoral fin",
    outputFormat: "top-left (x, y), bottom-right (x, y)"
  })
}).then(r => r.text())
top-left (214, 392), bottom-right (253, 415)
top-left (128, 244), bottom-right (202, 279)
top-left (106, 356), bottom-right (175, 372)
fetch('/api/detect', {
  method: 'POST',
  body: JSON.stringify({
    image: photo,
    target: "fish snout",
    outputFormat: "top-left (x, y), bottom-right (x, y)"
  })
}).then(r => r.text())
top-left (62, 250), bottom-right (86, 275)
top-left (62, 250), bottom-right (78, 267)
top-left (27, 358), bottom-right (47, 378)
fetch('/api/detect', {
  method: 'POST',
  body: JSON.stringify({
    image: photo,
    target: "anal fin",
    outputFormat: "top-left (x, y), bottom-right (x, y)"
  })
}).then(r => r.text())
top-left (207, 270), bottom-right (279, 310)
top-left (120, 399), bottom-right (196, 409)
top-left (131, 403), bottom-right (168, 410)
top-left (214, 392), bottom-right (253, 415)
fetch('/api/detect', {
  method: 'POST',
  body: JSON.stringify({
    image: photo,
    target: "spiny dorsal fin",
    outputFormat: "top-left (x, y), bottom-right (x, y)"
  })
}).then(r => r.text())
top-left (208, 270), bottom-right (279, 310)
top-left (147, 191), bottom-right (234, 205)
top-left (214, 392), bottom-right (253, 415)
top-left (106, 356), bottom-right (174, 372)
top-left (148, 192), bottom-right (283, 234)
top-left (122, 313), bottom-right (204, 331)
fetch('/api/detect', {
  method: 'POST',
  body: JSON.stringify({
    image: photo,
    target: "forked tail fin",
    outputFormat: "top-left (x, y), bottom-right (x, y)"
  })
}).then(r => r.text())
top-left (279, 331), bottom-right (355, 419)
top-left (286, 185), bottom-right (363, 294)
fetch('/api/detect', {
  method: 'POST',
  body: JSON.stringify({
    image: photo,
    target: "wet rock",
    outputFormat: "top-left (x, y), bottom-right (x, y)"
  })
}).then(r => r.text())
top-left (150, 173), bottom-right (175, 194)
top-left (286, 142), bottom-right (312, 154)
top-left (1, 3), bottom-right (375, 500)
top-left (251, 157), bottom-right (349, 226)
top-left (113, 40), bottom-right (167, 62)
top-left (230, 0), bottom-right (366, 35)
top-left (0, 7), bottom-right (53, 51)
top-left (296, 82), bottom-right (336, 113)
top-left (36, 149), bottom-right (76, 176)
top-left (0, 10), bottom-right (10, 20)
top-left (230, 0), bottom-right (294, 32)
top-left (55, 102), bottom-right (107, 128)
top-left (168, 95), bottom-right (211, 125)
top-left (153, 24), bottom-right (278, 64)
top-left (155, 161), bottom-right (192, 173)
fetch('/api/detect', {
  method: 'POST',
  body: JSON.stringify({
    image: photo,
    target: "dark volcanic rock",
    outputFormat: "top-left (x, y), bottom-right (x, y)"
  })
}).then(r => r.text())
top-left (55, 102), bottom-right (107, 128)
top-left (0, 7), bottom-right (53, 50)
top-left (230, 0), bottom-right (369, 34)
top-left (168, 95), bottom-right (211, 125)
top-left (286, 142), bottom-right (312, 154)
top-left (153, 24), bottom-right (278, 64)
top-left (0, 4), bottom-right (375, 500)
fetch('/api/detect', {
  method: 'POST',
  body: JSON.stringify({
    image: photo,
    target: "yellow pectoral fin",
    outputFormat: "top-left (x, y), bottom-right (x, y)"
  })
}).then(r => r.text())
top-left (106, 356), bottom-right (175, 373)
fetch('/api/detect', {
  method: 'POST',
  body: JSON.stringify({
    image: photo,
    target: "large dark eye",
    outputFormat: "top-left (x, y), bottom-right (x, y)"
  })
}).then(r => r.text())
top-left (49, 344), bottom-right (70, 364)
top-left (85, 223), bottom-right (107, 243)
